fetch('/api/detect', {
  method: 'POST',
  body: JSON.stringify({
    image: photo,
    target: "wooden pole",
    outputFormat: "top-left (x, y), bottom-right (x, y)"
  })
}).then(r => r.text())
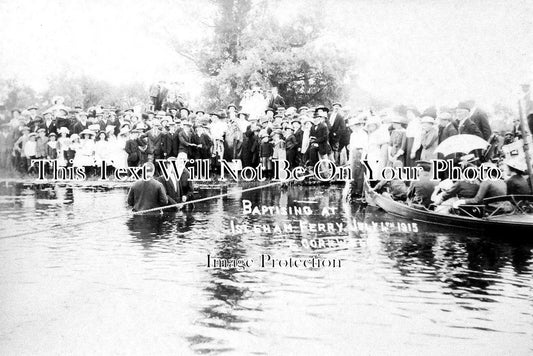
top-left (517, 93), bottom-right (533, 192)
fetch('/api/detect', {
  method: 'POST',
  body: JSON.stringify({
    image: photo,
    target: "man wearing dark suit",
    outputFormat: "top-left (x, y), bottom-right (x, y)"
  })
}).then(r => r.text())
top-left (71, 112), bottom-right (89, 135)
top-left (125, 130), bottom-right (141, 167)
top-left (42, 112), bottom-right (57, 136)
top-left (455, 102), bottom-right (483, 138)
top-left (438, 112), bottom-right (458, 143)
top-left (157, 158), bottom-right (194, 209)
top-left (178, 121), bottom-right (196, 159)
top-left (407, 161), bottom-right (438, 208)
top-left (146, 121), bottom-right (164, 163)
top-left (160, 122), bottom-right (173, 159)
top-left (327, 102), bottom-right (346, 163)
top-left (310, 107), bottom-right (330, 165)
top-left (127, 163), bottom-right (168, 212)
top-left (468, 103), bottom-right (492, 141)
top-left (437, 180), bottom-right (480, 203)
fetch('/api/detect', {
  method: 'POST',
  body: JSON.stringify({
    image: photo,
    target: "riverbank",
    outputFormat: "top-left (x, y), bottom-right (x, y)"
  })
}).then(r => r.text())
top-left (0, 174), bottom-right (341, 190)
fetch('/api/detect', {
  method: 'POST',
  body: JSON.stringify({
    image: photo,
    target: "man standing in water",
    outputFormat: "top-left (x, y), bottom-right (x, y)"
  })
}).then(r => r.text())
top-left (127, 162), bottom-right (168, 212)
top-left (157, 155), bottom-right (193, 210)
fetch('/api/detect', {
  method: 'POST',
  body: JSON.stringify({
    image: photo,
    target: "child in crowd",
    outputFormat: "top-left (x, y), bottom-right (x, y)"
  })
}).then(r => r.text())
top-left (24, 132), bottom-right (37, 173)
top-left (259, 130), bottom-right (273, 178)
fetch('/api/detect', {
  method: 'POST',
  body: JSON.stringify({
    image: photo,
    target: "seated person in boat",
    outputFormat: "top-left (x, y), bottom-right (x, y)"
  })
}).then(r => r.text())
top-left (374, 160), bottom-right (408, 200)
top-left (431, 179), bottom-right (455, 214)
top-left (406, 160), bottom-right (438, 208)
top-left (452, 163), bottom-right (507, 206)
top-left (504, 158), bottom-right (531, 195)
top-left (433, 178), bottom-right (480, 206)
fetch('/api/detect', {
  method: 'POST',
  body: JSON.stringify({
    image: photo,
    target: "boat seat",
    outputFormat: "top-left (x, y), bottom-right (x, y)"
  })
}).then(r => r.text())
top-left (483, 195), bottom-right (533, 205)
top-left (452, 204), bottom-right (485, 218)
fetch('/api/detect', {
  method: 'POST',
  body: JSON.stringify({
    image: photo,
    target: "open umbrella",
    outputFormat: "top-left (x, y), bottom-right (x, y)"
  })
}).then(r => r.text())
top-left (435, 134), bottom-right (489, 156)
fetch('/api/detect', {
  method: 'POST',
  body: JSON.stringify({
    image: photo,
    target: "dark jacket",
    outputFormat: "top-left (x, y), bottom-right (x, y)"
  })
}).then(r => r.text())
top-left (241, 128), bottom-right (258, 167)
top-left (127, 179), bottom-right (168, 212)
top-left (71, 121), bottom-right (88, 135)
top-left (458, 118), bottom-right (483, 138)
top-left (125, 138), bottom-right (140, 166)
top-left (311, 122), bottom-right (330, 155)
top-left (178, 129), bottom-right (194, 156)
top-left (160, 132), bottom-right (173, 158)
top-left (407, 173), bottom-right (438, 207)
top-left (439, 123), bottom-right (458, 143)
top-left (147, 130), bottom-right (164, 156)
top-left (442, 181), bottom-right (480, 201)
top-left (198, 133), bottom-right (213, 160)
top-left (42, 120), bottom-right (58, 136)
top-left (470, 109), bottom-right (492, 141)
top-left (328, 111), bottom-right (346, 144)
top-left (157, 170), bottom-right (193, 207)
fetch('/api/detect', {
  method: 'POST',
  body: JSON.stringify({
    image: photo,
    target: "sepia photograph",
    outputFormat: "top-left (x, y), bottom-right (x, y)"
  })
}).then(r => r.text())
top-left (0, 0), bottom-right (532, 354)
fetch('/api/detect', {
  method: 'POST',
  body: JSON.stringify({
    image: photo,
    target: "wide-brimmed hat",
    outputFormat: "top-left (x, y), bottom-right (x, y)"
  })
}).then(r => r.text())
top-left (314, 105), bottom-right (329, 113)
top-left (456, 101), bottom-right (471, 111)
top-left (438, 112), bottom-right (453, 121)
top-left (59, 127), bottom-right (70, 134)
top-left (80, 129), bottom-right (96, 137)
top-left (390, 115), bottom-right (407, 124)
top-left (347, 115), bottom-right (365, 127)
top-left (271, 129), bottom-right (283, 137)
top-left (365, 116), bottom-right (381, 129)
top-left (291, 118), bottom-right (301, 125)
top-left (420, 116), bottom-right (435, 124)
top-left (505, 158), bottom-right (527, 174)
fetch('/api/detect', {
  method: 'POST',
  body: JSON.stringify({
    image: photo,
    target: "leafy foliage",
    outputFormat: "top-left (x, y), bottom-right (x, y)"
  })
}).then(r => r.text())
top-left (190, 0), bottom-right (355, 110)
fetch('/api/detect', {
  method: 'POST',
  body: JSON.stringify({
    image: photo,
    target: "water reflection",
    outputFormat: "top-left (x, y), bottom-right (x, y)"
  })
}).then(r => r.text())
top-left (0, 183), bottom-right (532, 354)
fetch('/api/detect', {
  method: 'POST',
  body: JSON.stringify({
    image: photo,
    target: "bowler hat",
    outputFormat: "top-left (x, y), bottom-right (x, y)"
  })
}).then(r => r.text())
top-left (314, 105), bottom-right (330, 113)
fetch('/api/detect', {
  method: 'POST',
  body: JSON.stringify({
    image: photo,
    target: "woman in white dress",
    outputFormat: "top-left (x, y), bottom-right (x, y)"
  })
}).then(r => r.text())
top-left (248, 87), bottom-right (267, 121)
top-left (57, 127), bottom-right (71, 167)
top-left (94, 131), bottom-right (111, 168)
top-left (111, 128), bottom-right (129, 170)
top-left (74, 129), bottom-right (96, 174)
top-left (366, 116), bottom-right (390, 175)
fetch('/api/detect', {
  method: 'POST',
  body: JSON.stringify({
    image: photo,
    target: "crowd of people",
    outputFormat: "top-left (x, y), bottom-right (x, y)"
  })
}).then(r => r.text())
top-left (1, 85), bottom-right (532, 213)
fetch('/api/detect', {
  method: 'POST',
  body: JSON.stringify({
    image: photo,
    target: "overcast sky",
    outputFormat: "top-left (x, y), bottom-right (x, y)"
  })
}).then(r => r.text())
top-left (1, 0), bottom-right (531, 108)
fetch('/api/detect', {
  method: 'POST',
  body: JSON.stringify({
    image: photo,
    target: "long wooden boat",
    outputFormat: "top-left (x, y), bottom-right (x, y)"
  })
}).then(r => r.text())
top-left (366, 187), bottom-right (533, 233)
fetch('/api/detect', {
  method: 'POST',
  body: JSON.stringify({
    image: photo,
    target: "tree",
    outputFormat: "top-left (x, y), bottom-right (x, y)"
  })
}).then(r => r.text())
top-left (177, 0), bottom-right (355, 110)
top-left (0, 78), bottom-right (38, 112)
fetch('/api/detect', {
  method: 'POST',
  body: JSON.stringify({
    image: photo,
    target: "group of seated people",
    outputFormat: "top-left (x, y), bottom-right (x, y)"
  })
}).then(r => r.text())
top-left (374, 155), bottom-right (532, 216)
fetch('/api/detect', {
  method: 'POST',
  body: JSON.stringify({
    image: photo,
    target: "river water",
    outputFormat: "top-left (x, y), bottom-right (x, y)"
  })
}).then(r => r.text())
top-left (0, 183), bottom-right (532, 355)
